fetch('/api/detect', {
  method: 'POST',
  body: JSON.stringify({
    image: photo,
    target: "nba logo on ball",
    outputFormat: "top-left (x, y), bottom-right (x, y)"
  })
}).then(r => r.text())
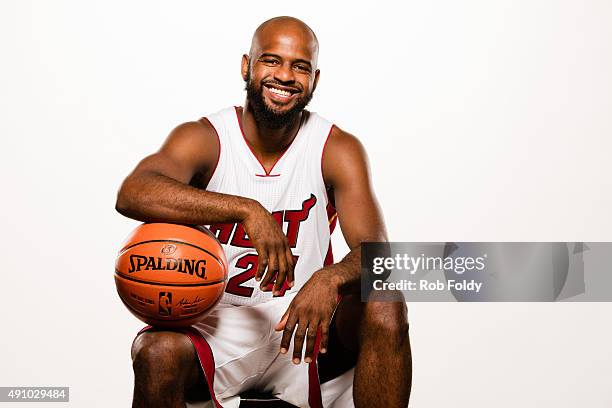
top-left (158, 292), bottom-right (172, 316)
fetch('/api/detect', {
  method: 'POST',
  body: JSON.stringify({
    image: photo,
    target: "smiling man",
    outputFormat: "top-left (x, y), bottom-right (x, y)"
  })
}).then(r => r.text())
top-left (116, 16), bottom-right (412, 408)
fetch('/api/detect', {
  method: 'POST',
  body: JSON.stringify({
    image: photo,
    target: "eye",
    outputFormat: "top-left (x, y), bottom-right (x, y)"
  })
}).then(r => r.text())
top-left (294, 65), bottom-right (311, 73)
top-left (261, 58), bottom-right (279, 65)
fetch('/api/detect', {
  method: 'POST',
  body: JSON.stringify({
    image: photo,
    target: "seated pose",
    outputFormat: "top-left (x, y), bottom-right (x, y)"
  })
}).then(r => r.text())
top-left (116, 16), bottom-right (411, 408)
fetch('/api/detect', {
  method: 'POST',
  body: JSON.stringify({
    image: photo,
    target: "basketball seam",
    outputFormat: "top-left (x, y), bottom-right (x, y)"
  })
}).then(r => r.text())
top-left (115, 270), bottom-right (226, 287)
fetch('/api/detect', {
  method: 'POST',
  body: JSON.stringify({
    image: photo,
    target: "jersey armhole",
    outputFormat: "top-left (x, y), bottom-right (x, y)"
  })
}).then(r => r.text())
top-left (320, 123), bottom-right (336, 208)
top-left (199, 116), bottom-right (222, 189)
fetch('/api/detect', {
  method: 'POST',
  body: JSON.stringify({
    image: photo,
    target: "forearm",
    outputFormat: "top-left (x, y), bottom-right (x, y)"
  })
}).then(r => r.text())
top-left (319, 247), bottom-right (362, 295)
top-left (115, 171), bottom-right (258, 225)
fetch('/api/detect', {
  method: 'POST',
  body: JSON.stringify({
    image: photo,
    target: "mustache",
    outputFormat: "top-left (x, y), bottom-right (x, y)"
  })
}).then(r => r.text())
top-left (244, 76), bottom-right (314, 129)
top-left (261, 80), bottom-right (302, 92)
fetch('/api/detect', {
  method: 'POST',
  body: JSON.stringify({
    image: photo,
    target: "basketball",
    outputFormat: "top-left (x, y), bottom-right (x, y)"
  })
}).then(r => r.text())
top-left (115, 223), bottom-right (228, 328)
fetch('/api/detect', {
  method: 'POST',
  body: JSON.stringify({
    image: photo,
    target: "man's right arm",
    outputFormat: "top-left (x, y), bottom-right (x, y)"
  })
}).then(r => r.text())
top-left (115, 120), bottom-right (295, 288)
top-left (115, 120), bottom-right (254, 225)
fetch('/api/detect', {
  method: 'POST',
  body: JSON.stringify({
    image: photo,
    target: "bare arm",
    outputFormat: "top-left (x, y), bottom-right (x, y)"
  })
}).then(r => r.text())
top-left (116, 120), bottom-right (295, 284)
top-left (319, 125), bottom-right (388, 292)
top-left (276, 125), bottom-right (387, 361)
top-left (116, 120), bottom-right (255, 224)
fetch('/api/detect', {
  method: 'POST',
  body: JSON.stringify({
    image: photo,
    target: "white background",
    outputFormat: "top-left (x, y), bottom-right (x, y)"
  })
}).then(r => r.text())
top-left (1, 1), bottom-right (611, 407)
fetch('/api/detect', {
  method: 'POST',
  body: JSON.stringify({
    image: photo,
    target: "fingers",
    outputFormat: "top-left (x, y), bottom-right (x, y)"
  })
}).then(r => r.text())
top-left (275, 309), bottom-right (290, 332)
top-left (292, 320), bottom-right (308, 364)
top-left (261, 241), bottom-right (294, 293)
top-left (244, 208), bottom-right (295, 291)
top-left (272, 253), bottom-right (288, 296)
top-left (260, 249), bottom-right (279, 289)
top-left (278, 305), bottom-right (332, 364)
top-left (303, 321), bottom-right (320, 363)
top-left (255, 246), bottom-right (268, 282)
top-left (272, 246), bottom-right (295, 294)
top-left (280, 311), bottom-right (298, 355)
top-left (319, 319), bottom-right (331, 354)
top-left (286, 250), bottom-right (296, 288)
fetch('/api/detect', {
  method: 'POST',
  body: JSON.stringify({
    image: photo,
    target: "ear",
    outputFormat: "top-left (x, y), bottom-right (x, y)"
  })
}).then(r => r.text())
top-left (312, 69), bottom-right (321, 93)
top-left (241, 54), bottom-right (250, 82)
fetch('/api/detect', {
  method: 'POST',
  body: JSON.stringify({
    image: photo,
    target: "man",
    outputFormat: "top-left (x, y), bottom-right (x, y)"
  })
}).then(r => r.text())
top-left (116, 16), bottom-right (411, 408)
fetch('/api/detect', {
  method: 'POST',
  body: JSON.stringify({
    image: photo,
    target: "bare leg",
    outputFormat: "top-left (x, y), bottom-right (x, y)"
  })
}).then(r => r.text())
top-left (131, 330), bottom-right (210, 408)
top-left (355, 299), bottom-right (411, 407)
top-left (326, 294), bottom-right (412, 408)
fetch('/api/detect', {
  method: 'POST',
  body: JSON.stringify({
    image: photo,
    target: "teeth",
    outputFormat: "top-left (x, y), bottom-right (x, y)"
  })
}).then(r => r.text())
top-left (268, 87), bottom-right (291, 97)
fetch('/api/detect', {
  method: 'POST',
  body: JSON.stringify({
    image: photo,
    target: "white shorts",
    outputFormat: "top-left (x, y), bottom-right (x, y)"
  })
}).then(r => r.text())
top-left (136, 293), bottom-right (354, 408)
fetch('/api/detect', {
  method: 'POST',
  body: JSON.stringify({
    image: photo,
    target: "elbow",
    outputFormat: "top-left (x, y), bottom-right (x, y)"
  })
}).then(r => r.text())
top-left (115, 180), bottom-right (137, 217)
top-left (115, 170), bottom-right (166, 222)
top-left (115, 195), bottom-right (129, 216)
top-left (115, 191), bottom-right (131, 217)
top-left (115, 175), bottom-right (160, 222)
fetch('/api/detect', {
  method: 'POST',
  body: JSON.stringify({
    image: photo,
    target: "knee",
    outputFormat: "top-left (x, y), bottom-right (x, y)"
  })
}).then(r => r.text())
top-left (362, 301), bottom-right (409, 343)
top-left (131, 331), bottom-right (195, 379)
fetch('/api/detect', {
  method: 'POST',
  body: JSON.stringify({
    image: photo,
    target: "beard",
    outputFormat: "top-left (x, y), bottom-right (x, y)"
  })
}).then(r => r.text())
top-left (245, 71), bottom-right (314, 129)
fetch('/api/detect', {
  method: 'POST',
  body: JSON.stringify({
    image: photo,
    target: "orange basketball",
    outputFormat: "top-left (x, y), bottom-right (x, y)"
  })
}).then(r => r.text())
top-left (115, 223), bottom-right (228, 328)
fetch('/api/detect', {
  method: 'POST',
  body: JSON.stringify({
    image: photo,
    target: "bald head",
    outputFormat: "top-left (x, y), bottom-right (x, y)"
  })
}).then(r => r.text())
top-left (249, 16), bottom-right (319, 68)
top-left (241, 16), bottom-right (320, 128)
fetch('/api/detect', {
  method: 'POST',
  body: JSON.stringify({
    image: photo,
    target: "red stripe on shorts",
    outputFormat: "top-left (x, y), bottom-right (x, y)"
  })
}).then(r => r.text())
top-left (308, 328), bottom-right (324, 408)
top-left (136, 325), bottom-right (223, 408)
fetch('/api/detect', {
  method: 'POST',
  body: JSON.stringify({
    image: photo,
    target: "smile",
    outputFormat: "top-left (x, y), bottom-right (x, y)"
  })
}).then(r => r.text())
top-left (263, 84), bottom-right (299, 103)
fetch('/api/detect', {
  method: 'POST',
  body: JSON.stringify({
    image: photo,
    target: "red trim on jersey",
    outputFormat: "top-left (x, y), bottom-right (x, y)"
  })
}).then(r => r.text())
top-left (324, 244), bottom-right (334, 267)
top-left (320, 124), bottom-right (335, 200)
top-left (324, 203), bottom-right (338, 267)
top-left (322, 124), bottom-right (337, 268)
top-left (233, 106), bottom-right (301, 177)
top-left (201, 117), bottom-right (222, 188)
top-left (136, 326), bottom-right (223, 408)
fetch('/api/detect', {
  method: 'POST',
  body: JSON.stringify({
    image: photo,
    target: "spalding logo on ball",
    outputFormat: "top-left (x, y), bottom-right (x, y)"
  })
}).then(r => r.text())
top-left (115, 223), bottom-right (228, 328)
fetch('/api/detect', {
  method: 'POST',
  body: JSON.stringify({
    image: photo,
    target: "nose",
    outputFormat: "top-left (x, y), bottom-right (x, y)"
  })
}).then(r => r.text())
top-left (273, 62), bottom-right (295, 84)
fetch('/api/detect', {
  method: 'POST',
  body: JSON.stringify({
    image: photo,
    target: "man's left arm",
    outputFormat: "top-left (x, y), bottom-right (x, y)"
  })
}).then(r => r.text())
top-left (275, 125), bottom-right (387, 363)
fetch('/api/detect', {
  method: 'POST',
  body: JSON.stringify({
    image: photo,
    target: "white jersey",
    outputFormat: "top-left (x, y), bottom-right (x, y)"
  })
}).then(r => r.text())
top-left (135, 107), bottom-right (353, 408)
top-left (204, 106), bottom-right (337, 306)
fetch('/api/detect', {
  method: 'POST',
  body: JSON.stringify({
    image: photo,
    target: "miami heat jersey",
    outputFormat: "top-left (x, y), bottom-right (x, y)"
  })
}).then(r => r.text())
top-left (204, 106), bottom-right (336, 306)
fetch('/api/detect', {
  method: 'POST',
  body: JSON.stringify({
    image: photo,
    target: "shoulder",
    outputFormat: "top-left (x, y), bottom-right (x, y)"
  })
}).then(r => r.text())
top-left (158, 118), bottom-right (220, 171)
top-left (163, 105), bottom-right (238, 148)
top-left (162, 115), bottom-right (220, 152)
top-left (164, 118), bottom-right (218, 147)
top-left (324, 125), bottom-right (366, 155)
top-left (322, 124), bottom-right (370, 187)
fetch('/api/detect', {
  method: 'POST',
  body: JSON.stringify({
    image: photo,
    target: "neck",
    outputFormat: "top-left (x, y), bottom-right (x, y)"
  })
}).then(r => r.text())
top-left (240, 100), bottom-right (304, 154)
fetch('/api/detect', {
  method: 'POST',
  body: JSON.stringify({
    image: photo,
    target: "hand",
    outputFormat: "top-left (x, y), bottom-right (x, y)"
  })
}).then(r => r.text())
top-left (275, 271), bottom-right (339, 364)
top-left (242, 202), bottom-right (295, 294)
